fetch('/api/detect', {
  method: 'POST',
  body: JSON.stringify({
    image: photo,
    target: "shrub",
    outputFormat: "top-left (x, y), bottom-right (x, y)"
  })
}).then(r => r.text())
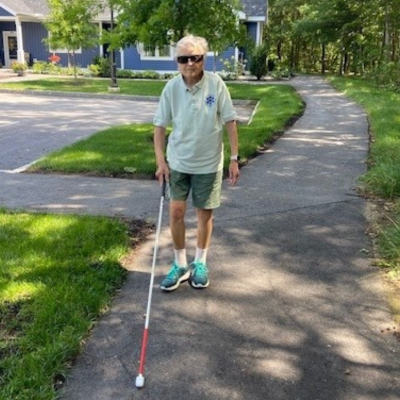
top-left (90, 56), bottom-right (111, 77)
top-left (88, 63), bottom-right (101, 77)
top-left (249, 44), bottom-right (268, 80)
top-left (32, 61), bottom-right (64, 75)
top-left (32, 61), bottom-right (47, 74)
top-left (11, 61), bottom-right (27, 73)
top-left (270, 65), bottom-right (292, 80)
top-left (116, 69), bottom-right (133, 79)
top-left (219, 56), bottom-right (246, 80)
top-left (140, 70), bottom-right (160, 79)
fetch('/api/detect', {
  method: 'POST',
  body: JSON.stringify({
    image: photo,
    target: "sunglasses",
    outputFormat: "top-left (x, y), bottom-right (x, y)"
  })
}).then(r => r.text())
top-left (176, 55), bottom-right (204, 64)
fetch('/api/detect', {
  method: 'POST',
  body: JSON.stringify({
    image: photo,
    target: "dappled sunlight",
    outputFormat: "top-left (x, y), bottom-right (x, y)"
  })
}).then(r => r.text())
top-left (324, 329), bottom-right (386, 365)
top-left (252, 349), bottom-right (302, 381)
top-left (0, 280), bottom-right (44, 302)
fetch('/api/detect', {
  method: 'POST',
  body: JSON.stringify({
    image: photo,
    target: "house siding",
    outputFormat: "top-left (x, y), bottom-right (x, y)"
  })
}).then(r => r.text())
top-left (123, 45), bottom-right (235, 73)
top-left (247, 22), bottom-right (258, 43)
top-left (22, 22), bottom-right (101, 67)
top-left (0, 6), bottom-right (12, 16)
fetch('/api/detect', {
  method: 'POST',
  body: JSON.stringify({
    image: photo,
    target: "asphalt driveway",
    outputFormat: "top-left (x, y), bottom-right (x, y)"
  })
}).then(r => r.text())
top-left (0, 92), bottom-right (158, 171)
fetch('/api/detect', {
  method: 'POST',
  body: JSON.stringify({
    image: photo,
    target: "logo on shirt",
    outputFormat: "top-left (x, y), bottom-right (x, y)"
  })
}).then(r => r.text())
top-left (205, 94), bottom-right (216, 107)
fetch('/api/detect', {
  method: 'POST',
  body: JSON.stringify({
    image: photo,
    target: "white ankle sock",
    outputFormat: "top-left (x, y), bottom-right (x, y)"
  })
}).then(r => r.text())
top-left (195, 247), bottom-right (208, 264)
top-left (174, 249), bottom-right (187, 267)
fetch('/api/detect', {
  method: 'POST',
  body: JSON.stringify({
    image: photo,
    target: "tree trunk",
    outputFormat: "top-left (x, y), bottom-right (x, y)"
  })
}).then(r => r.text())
top-left (73, 51), bottom-right (77, 80)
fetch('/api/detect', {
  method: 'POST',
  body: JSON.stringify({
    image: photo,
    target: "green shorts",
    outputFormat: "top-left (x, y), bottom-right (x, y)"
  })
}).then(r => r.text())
top-left (169, 169), bottom-right (223, 209)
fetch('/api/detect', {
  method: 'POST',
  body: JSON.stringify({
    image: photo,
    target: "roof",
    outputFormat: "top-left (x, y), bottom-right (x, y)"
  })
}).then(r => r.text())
top-left (0, 0), bottom-right (49, 16)
top-left (0, 0), bottom-right (266, 20)
top-left (0, 0), bottom-right (110, 20)
top-left (241, 0), bottom-right (267, 17)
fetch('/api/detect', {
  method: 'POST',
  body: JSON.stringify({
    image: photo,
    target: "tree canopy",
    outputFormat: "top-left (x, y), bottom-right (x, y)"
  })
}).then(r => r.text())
top-left (45, 0), bottom-right (101, 52)
top-left (266, 0), bottom-right (400, 81)
top-left (107, 0), bottom-right (248, 54)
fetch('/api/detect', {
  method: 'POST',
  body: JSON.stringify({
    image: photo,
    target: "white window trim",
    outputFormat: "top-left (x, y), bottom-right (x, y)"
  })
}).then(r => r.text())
top-left (247, 16), bottom-right (266, 22)
top-left (49, 47), bottom-right (82, 54)
top-left (48, 33), bottom-right (82, 54)
top-left (137, 42), bottom-right (174, 60)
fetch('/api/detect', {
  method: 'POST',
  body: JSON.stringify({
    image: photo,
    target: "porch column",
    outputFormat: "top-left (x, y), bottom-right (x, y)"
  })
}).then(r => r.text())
top-left (15, 17), bottom-right (25, 63)
top-left (120, 48), bottom-right (124, 69)
top-left (256, 22), bottom-right (261, 46)
top-left (99, 22), bottom-right (104, 57)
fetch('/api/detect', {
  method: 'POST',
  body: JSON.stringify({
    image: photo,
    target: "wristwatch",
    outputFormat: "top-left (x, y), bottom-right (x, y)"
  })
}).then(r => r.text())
top-left (230, 155), bottom-right (240, 162)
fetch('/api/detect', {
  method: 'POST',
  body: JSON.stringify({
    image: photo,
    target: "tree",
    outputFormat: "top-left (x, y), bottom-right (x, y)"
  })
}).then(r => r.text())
top-left (249, 44), bottom-right (268, 80)
top-left (266, 0), bottom-right (400, 85)
top-left (45, 0), bottom-right (102, 78)
top-left (108, 0), bottom-right (249, 66)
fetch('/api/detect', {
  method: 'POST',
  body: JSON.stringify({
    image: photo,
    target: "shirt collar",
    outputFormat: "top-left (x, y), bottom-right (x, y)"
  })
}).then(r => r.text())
top-left (181, 71), bottom-right (205, 92)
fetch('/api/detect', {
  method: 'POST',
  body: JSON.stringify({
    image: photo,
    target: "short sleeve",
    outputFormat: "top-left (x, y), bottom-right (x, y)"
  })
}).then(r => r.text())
top-left (153, 86), bottom-right (172, 127)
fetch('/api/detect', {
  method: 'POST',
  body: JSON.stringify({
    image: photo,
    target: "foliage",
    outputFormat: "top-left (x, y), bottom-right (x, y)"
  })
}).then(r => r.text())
top-left (249, 44), bottom-right (269, 80)
top-left (270, 64), bottom-right (292, 80)
top-left (116, 69), bottom-right (133, 79)
top-left (32, 61), bottom-right (62, 75)
top-left (31, 61), bottom-right (83, 76)
top-left (89, 56), bottom-right (111, 77)
top-left (219, 56), bottom-right (247, 80)
top-left (10, 61), bottom-right (27, 73)
top-left (107, 0), bottom-right (249, 55)
top-left (44, 0), bottom-right (102, 78)
top-left (266, 0), bottom-right (400, 81)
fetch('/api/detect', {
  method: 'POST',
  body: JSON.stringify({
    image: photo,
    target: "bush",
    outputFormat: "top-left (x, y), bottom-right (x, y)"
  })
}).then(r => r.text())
top-left (249, 45), bottom-right (268, 80)
top-left (116, 69), bottom-right (133, 79)
top-left (363, 62), bottom-right (400, 91)
top-left (32, 61), bottom-right (47, 74)
top-left (88, 63), bottom-right (101, 77)
top-left (11, 61), bottom-right (27, 73)
top-left (90, 56), bottom-right (111, 77)
top-left (270, 65), bottom-right (292, 80)
top-left (32, 61), bottom-right (62, 75)
top-left (219, 56), bottom-right (246, 80)
top-left (140, 70), bottom-right (160, 79)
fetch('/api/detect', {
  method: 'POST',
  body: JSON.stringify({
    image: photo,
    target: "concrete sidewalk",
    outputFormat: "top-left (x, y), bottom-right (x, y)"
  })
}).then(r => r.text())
top-left (2, 75), bottom-right (399, 399)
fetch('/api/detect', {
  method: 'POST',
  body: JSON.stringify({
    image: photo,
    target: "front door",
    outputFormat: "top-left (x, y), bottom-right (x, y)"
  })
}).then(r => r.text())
top-left (3, 31), bottom-right (18, 68)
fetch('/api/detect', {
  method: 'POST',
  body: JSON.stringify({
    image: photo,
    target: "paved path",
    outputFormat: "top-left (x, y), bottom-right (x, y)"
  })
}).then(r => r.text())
top-left (1, 75), bottom-right (399, 399)
top-left (0, 91), bottom-right (157, 171)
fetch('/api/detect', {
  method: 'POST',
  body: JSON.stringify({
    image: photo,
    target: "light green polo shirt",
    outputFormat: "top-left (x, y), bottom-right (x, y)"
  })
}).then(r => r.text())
top-left (153, 71), bottom-right (237, 174)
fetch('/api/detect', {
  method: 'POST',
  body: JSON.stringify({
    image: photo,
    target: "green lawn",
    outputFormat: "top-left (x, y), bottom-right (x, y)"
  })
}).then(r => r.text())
top-left (328, 76), bottom-right (400, 280)
top-left (0, 77), bottom-right (165, 96)
top-left (0, 210), bottom-right (152, 400)
top-left (23, 80), bottom-right (304, 177)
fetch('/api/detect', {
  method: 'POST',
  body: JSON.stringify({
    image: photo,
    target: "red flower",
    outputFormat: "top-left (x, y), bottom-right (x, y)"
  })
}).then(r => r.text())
top-left (49, 54), bottom-right (61, 64)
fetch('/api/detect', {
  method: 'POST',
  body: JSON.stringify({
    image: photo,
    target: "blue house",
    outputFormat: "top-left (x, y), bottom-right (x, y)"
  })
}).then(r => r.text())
top-left (0, 0), bottom-right (267, 72)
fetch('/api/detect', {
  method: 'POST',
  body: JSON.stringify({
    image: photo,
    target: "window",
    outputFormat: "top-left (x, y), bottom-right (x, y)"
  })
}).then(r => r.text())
top-left (48, 33), bottom-right (82, 54)
top-left (49, 47), bottom-right (82, 54)
top-left (137, 43), bottom-right (173, 60)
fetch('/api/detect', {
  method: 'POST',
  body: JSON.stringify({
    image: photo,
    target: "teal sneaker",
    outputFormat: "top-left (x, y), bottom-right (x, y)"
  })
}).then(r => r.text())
top-left (160, 262), bottom-right (190, 292)
top-left (190, 261), bottom-right (210, 288)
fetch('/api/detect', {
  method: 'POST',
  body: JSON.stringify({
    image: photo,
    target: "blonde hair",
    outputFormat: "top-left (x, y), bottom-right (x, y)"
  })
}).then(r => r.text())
top-left (175, 35), bottom-right (208, 57)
